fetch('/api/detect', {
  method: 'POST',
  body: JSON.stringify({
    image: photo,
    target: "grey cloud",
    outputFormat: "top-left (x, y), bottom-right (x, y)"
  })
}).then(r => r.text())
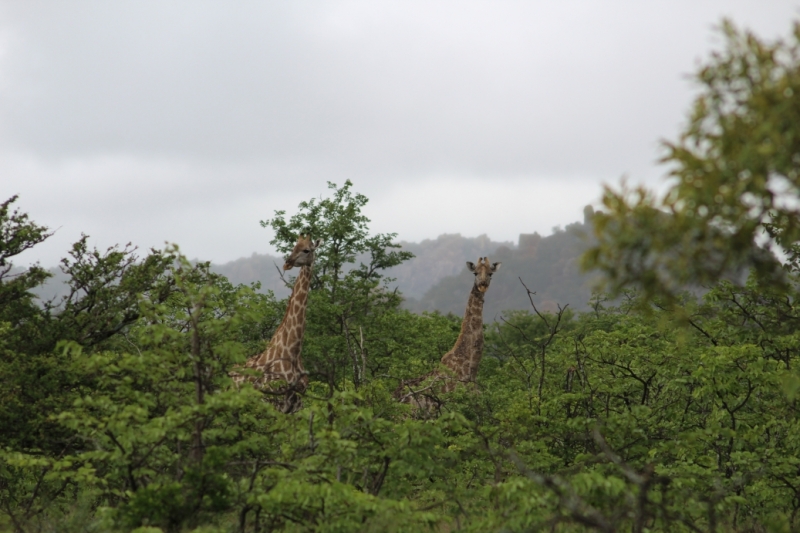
top-left (2, 1), bottom-right (795, 180)
top-left (2, 0), bottom-right (799, 268)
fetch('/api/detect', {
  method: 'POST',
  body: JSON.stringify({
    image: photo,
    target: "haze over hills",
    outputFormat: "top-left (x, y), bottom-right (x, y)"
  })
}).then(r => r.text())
top-left (212, 209), bottom-right (599, 316)
top-left (404, 211), bottom-right (599, 317)
top-left (209, 233), bottom-right (516, 299)
top-left (385, 233), bottom-right (514, 299)
top-left (30, 211), bottom-right (600, 315)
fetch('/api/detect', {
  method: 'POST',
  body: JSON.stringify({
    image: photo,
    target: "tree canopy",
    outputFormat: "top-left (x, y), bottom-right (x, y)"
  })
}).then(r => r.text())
top-left (584, 21), bottom-right (800, 305)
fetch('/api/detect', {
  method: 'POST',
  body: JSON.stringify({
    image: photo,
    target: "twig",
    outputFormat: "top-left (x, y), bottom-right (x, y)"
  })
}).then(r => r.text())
top-left (397, 382), bottom-right (439, 404)
top-left (274, 261), bottom-right (290, 287)
top-left (359, 326), bottom-right (367, 382)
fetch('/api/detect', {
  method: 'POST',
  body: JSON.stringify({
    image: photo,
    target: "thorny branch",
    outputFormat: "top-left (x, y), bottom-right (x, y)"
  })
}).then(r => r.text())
top-left (518, 277), bottom-right (569, 414)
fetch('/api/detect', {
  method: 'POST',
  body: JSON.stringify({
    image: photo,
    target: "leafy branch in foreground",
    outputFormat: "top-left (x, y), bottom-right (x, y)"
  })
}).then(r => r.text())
top-left (584, 20), bottom-right (800, 305)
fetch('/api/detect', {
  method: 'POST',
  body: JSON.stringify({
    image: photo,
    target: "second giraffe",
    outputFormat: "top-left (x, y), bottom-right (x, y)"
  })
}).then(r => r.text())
top-left (394, 256), bottom-right (501, 411)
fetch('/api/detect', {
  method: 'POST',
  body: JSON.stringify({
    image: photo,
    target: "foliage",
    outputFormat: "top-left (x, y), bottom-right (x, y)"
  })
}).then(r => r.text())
top-left (263, 180), bottom-right (415, 391)
top-left (0, 238), bottom-right (465, 533)
top-left (0, 201), bottom-right (180, 455)
top-left (0, 196), bottom-right (52, 346)
top-left (584, 20), bottom-right (800, 304)
top-left (5, 205), bottom-right (800, 532)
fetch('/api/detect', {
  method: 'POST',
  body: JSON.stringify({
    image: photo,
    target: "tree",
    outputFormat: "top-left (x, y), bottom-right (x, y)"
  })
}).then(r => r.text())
top-left (584, 20), bottom-right (800, 304)
top-left (0, 194), bottom-right (473, 533)
top-left (0, 196), bottom-right (52, 343)
top-left (0, 197), bottom-right (185, 454)
top-left (264, 180), bottom-right (414, 391)
top-left (1, 241), bottom-right (465, 533)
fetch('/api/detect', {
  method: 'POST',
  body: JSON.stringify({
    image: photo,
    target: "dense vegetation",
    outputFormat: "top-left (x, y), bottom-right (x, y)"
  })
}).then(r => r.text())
top-left (3, 20), bottom-right (800, 532)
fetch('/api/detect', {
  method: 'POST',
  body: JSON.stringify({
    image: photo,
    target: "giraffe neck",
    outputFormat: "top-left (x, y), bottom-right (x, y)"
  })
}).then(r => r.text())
top-left (280, 265), bottom-right (312, 358)
top-left (442, 284), bottom-right (485, 381)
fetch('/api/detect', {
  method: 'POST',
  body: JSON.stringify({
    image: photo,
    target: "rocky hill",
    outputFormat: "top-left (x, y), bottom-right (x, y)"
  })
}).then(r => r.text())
top-left (211, 212), bottom-right (600, 316)
top-left (404, 216), bottom-right (599, 317)
top-left (210, 233), bottom-right (516, 301)
top-left (29, 214), bottom-right (600, 315)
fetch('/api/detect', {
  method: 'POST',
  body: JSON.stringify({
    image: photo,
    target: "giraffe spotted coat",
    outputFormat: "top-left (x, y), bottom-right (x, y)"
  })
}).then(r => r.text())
top-left (394, 257), bottom-right (501, 412)
top-left (230, 235), bottom-right (321, 414)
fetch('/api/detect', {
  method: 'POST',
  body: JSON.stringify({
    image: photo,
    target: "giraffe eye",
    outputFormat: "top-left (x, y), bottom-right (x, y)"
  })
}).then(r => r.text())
top-left (303, 249), bottom-right (310, 253)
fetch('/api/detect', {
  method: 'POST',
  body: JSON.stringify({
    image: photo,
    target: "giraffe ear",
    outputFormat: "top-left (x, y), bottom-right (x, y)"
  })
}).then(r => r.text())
top-left (312, 238), bottom-right (323, 250)
top-left (491, 262), bottom-right (502, 272)
top-left (466, 261), bottom-right (476, 272)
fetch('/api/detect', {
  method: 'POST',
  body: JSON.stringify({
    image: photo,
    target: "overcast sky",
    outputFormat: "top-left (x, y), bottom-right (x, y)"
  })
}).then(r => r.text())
top-left (3, 1), bottom-right (798, 267)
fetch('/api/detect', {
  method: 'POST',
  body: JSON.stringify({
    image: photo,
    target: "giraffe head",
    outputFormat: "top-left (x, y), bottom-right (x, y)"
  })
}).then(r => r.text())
top-left (283, 234), bottom-right (322, 270)
top-left (466, 257), bottom-right (501, 293)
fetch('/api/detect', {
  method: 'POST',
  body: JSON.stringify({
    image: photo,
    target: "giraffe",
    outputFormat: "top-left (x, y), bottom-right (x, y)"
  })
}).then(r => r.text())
top-left (231, 234), bottom-right (322, 414)
top-left (394, 257), bottom-right (501, 411)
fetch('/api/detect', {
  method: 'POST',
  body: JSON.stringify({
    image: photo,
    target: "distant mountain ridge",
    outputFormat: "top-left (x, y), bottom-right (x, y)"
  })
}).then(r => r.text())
top-left (211, 252), bottom-right (291, 297)
top-left (405, 218), bottom-right (599, 317)
top-left (209, 233), bottom-right (516, 300)
top-left (387, 234), bottom-right (514, 299)
top-left (27, 215), bottom-right (599, 315)
top-left (212, 212), bottom-right (599, 316)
